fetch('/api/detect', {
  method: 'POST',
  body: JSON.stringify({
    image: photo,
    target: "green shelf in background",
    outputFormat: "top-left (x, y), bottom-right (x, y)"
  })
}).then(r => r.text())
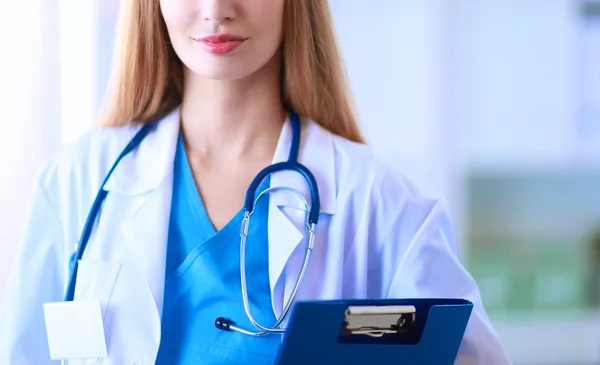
top-left (466, 238), bottom-right (589, 315)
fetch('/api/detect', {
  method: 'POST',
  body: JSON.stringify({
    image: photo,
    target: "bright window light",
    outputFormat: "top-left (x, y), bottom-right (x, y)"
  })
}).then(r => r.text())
top-left (59, 0), bottom-right (95, 145)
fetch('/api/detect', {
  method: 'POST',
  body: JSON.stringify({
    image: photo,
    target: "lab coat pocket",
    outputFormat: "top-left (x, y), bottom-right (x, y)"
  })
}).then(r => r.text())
top-left (74, 260), bottom-right (122, 318)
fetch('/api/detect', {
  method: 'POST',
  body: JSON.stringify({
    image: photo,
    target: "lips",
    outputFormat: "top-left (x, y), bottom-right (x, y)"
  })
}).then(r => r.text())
top-left (193, 34), bottom-right (248, 55)
top-left (196, 34), bottom-right (247, 43)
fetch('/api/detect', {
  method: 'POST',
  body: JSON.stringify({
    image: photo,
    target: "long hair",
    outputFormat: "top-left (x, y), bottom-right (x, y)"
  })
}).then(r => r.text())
top-left (98, 0), bottom-right (366, 144)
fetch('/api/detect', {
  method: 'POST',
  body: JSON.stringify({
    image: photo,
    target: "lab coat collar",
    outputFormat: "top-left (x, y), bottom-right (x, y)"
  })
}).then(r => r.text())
top-left (103, 108), bottom-right (180, 195)
top-left (269, 112), bottom-right (336, 215)
top-left (103, 106), bottom-right (337, 215)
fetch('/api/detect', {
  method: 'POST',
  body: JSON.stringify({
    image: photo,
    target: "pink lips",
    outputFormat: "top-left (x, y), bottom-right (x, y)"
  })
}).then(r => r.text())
top-left (193, 34), bottom-right (248, 55)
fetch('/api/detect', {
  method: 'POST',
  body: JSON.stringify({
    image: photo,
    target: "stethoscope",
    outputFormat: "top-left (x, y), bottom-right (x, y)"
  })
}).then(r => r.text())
top-left (63, 109), bottom-right (320, 337)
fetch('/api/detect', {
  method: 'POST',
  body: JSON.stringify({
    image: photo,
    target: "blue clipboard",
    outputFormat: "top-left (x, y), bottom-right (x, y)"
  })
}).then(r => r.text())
top-left (275, 298), bottom-right (473, 365)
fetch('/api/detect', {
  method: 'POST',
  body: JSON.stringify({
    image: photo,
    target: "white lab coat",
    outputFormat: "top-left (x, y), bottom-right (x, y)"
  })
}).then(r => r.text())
top-left (0, 107), bottom-right (512, 364)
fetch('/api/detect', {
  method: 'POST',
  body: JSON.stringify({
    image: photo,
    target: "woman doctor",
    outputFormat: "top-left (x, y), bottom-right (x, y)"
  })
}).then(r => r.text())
top-left (0, 0), bottom-right (511, 364)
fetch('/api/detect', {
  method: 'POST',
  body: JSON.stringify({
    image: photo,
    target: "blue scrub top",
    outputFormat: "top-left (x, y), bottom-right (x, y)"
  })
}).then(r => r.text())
top-left (155, 134), bottom-right (280, 364)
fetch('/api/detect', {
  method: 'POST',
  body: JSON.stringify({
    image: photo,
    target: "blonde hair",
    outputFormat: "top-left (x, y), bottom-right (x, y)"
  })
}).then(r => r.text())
top-left (99, 0), bottom-right (366, 144)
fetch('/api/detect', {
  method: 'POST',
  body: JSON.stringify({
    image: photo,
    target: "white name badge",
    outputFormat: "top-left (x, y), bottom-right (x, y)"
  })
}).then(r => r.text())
top-left (43, 300), bottom-right (108, 360)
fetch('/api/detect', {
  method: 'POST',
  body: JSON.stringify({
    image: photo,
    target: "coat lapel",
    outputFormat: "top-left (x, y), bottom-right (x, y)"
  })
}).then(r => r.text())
top-left (103, 108), bottom-right (180, 315)
top-left (268, 116), bottom-right (337, 317)
top-left (118, 182), bottom-right (173, 315)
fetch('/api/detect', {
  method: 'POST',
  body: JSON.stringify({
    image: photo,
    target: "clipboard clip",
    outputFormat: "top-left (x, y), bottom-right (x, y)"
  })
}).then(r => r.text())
top-left (343, 305), bottom-right (416, 338)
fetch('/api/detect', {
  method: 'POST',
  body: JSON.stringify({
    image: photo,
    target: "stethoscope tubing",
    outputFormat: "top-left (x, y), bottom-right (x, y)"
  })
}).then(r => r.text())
top-left (63, 109), bottom-right (320, 338)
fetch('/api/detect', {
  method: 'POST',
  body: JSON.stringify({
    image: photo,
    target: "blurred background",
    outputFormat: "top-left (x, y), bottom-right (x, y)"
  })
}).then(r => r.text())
top-left (1, 0), bottom-right (600, 363)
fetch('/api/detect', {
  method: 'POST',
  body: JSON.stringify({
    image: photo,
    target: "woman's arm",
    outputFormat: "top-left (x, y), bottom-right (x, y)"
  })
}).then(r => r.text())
top-left (386, 199), bottom-right (512, 364)
top-left (0, 174), bottom-right (67, 365)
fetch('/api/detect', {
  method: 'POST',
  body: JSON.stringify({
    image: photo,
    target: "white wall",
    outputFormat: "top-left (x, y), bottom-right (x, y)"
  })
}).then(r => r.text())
top-left (330, 0), bottom-right (464, 247)
top-left (331, 1), bottom-right (451, 184)
top-left (452, 0), bottom-right (577, 171)
top-left (0, 0), bottom-right (106, 302)
top-left (0, 0), bottom-right (62, 303)
top-left (58, 0), bottom-right (96, 144)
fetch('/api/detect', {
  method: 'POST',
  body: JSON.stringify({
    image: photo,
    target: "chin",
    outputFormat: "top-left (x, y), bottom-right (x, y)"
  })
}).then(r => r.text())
top-left (184, 59), bottom-right (256, 81)
top-left (183, 48), bottom-right (277, 82)
top-left (194, 68), bottom-right (253, 81)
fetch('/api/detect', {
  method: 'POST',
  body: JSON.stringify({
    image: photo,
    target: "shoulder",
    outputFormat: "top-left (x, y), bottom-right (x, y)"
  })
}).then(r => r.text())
top-left (40, 125), bottom-right (139, 178)
top-left (328, 129), bottom-right (430, 205)
top-left (36, 125), bottom-right (140, 202)
top-left (325, 125), bottom-right (452, 243)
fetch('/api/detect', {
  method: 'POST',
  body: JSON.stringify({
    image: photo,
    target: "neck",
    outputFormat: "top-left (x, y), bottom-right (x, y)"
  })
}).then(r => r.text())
top-left (179, 60), bottom-right (286, 161)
